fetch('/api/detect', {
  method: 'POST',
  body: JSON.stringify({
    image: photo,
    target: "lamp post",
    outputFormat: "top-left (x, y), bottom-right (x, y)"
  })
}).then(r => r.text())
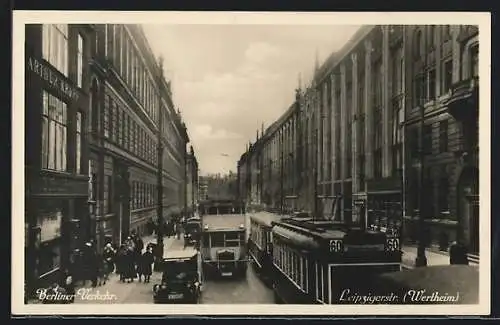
top-left (415, 25), bottom-right (428, 267)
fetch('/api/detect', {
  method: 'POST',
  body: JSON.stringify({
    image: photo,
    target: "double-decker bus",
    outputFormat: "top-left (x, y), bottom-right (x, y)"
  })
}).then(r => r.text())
top-left (199, 199), bottom-right (248, 278)
top-left (271, 215), bottom-right (402, 304)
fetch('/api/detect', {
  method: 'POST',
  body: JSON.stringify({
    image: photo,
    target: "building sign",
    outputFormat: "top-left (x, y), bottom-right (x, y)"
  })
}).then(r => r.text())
top-left (27, 56), bottom-right (79, 102)
top-left (38, 211), bottom-right (62, 242)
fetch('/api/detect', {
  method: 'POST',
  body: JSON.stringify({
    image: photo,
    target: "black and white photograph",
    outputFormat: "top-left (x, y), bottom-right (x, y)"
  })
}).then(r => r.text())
top-left (12, 11), bottom-right (490, 316)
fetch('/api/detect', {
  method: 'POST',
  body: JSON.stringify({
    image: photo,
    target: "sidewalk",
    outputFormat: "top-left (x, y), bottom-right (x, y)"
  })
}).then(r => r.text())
top-left (27, 234), bottom-right (182, 304)
top-left (401, 245), bottom-right (479, 269)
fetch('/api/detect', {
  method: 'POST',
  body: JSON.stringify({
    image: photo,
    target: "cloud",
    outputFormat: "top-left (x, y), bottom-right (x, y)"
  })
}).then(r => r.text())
top-left (192, 124), bottom-right (243, 141)
top-left (142, 24), bottom-right (361, 174)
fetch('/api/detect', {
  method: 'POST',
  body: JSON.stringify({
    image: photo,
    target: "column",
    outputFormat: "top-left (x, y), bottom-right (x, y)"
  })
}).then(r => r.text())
top-left (435, 25), bottom-right (442, 97)
top-left (351, 52), bottom-right (359, 196)
top-left (364, 39), bottom-right (374, 179)
top-left (340, 62), bottom-right (347, 221)
top-left (451, 25), bottom-right (461, 85)
top-left (382, 25), bottom-right (392, 177)
top-left (330, 73), bottom-right (337, 195)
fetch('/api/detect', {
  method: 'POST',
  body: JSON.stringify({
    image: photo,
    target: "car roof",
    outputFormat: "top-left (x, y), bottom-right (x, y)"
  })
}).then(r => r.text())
top-left (163, 247), bottom-right (198, 260)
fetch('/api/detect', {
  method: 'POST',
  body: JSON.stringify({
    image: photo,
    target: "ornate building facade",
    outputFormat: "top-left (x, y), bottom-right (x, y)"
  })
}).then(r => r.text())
top-left (237, 24), bottom-right (479, 257)
top-left (25, 24), bottom-right (193, 292)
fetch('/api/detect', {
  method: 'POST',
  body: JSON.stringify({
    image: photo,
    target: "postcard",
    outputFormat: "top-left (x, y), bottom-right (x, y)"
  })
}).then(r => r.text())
top-left (12, 10), bottom-right (491, 316)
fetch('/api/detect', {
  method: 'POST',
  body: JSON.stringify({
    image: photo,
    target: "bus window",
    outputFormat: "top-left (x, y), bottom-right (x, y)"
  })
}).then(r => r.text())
top-left (211, 233), bottom-right (224, 247)
top-left (202, 233), bottom-right (209, 247)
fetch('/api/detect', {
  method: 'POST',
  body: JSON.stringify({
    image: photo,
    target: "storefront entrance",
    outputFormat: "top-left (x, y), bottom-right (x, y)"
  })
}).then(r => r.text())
top-left (456, 166), bottom-right (479, 255)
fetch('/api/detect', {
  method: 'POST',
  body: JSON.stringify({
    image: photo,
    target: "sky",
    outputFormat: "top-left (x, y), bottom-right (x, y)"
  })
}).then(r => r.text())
top-left (142, 24), bottom-right (360, 175)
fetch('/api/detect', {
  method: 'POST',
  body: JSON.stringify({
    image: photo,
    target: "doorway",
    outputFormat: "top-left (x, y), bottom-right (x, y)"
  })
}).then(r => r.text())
top-left (456, 167), bottom-right (479, 255)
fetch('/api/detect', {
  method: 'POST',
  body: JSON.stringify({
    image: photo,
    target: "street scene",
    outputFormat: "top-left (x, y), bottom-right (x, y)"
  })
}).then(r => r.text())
top-left (21, 20), bottom-right (481, 307)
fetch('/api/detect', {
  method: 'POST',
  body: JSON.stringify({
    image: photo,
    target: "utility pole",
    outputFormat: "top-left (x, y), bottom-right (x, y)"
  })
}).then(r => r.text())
top-left (415, 25), bottom-right (428, 267)
top-left (155, 56), bottom-right (165, 270)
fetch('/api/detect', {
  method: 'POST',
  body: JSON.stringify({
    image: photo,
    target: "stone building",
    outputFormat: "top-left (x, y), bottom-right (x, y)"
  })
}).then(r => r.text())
top-left (25, 24), bottom-right (96, 289)
top-left (185, 145), bottom-right (199, 215)
top-left (237, 24), bottom-right (480, 257)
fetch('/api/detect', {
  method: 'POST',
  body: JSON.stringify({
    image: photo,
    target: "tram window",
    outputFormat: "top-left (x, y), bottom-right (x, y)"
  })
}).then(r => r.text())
top-left (323, 265), bottom-right (329, 303)
top-left (295, 253), bottom-right (300, 285)
top-left (211, 233), bottom-right (224, 247)
top-left (316, 263), bottom-right (324, 302)
top-left (239, 232), bottom-right (245, 244)
top-left (225, 240), bottom-right (240, 247)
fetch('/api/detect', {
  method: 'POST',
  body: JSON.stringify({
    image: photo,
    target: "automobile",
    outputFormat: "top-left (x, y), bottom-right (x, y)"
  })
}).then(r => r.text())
top-left (184, 216), bottom-right (202, 247)
top-left (152, 246), bottom-right (203, 304)
top-left (365, 265), bottom-right (479, 305)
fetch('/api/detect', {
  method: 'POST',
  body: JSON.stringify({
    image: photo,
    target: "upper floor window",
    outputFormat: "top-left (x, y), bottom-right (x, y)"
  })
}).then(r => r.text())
top-left (42, 24), bottom-right (69, 76)
top-left (76, 111), bottom-right (82, 174)
top-left (442, 59), bottom-right (453, 93)
top-left (414, 30), bottom-right (422, 58)
top-left (76, 34), bottom-right (84, 88)
top-left (470, 45), bottom-right (479, 78)
top-left (41, 91), bottom-right (67, 172)
top-left (429, 25), bottom-right (436, 48)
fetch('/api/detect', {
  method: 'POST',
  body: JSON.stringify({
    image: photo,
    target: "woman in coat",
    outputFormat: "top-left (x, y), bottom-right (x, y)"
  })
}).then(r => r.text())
top-left (140, 246), bottom-right (155, 283)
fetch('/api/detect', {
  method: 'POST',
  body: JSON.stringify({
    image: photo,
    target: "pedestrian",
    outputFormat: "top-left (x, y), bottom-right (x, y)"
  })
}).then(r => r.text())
top-left (103, 243), bottom-right (116, 277)
top-left (124, 247), bottom-right (136, 283)
top-left (82, 242), bottom-right (99, 287)
top-left (116, 245), bottom-right (127, 282)
top-left (61, 269), bottom-right (75, 304)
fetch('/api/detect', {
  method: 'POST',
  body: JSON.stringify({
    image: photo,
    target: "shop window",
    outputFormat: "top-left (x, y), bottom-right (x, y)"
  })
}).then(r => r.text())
top-left (42, 24), bottom-right (68, 76)
top-left (423, 124), bottom-right (433, 155)
top-left (438, 176), bottom-right (450, 214)
top-left (41, 91), bottom-right (67, 172)
top-left (36, 207), bottom-right (63, 276)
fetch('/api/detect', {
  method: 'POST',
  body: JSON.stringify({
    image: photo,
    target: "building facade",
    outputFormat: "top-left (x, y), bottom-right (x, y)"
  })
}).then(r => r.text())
top-left (25, 24), bottom-right (193, 292)
top-left (185, 145), bottom-right (199, 215)
top-left (237, 24), bottom-right (479, 256)
top-left (25, 24), bottom-right (95, 289)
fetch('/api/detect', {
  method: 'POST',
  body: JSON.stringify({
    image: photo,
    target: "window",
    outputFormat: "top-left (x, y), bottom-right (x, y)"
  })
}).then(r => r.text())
top-left (439, 120), bottom-right (449, 153)
top-left (106, 175), bottom-right (113, 213)
top-left (104, 95), bottom-right (110, 138)
top-left (124, 114), bottom-right (129, 150)
top-left (423, 124), bottom-right (433, 155)
top-left (470, 45), bottom-right (479, 77)
top-left (438, 176), bottom-right (449, 213)
top-left (414, 30), bottom-right (422, 58)
top-left (41, 92), bottom-right (67, 171)
top-left (373, 106), bottom-right (382, 178)
top-left (118, 109), bottom-right (123, 146)
top-left (42, 24), bottom-right (68, 76)
top-left (392, 105), bottom-right (403, 175)
top-left (76, 33), bottom-right (84, 88)
top-left (414, 74), bottom-right (425, 107)
top-left (428, 26), bottom-right (435, 48)
top-left (428, 68), bottom-right (436, 100)
top-left (442, 60), bottom-right (453, 93)
top-left (211, 233), bottom-right (224, 247)
top-left (76, 112), bottom-right (82, 174)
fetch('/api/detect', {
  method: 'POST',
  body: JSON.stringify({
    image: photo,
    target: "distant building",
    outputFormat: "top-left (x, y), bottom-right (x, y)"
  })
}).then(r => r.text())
top-left (200, 173), bottom-right (238, 201)
top-left (185, 145), bottom-right (199, 215)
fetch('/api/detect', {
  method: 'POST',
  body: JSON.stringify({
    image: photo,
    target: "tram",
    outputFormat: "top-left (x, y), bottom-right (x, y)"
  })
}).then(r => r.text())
top-left (270, 215), bottom-right (402, 304)
top-left (248, 211), bottom-right (284, 286)
top-left (199, 199), bottom-right (248, 278)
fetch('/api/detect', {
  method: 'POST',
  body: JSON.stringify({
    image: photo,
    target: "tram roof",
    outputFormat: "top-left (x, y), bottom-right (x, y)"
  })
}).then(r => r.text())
top-left (275, 217), bottom-right (366, 239)
top-left (201, 214), bottom-right (246, 231)
top-left (250, 211), bottom-right (285, 227)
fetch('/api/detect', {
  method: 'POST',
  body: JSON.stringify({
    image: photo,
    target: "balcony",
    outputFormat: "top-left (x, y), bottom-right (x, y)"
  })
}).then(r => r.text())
top-left (445, 77), bottom-right (479, 121)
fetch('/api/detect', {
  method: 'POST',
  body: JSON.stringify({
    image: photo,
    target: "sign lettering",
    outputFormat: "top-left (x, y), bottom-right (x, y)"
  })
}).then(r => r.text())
top-left (27, 56), bottom-right (79, 102)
